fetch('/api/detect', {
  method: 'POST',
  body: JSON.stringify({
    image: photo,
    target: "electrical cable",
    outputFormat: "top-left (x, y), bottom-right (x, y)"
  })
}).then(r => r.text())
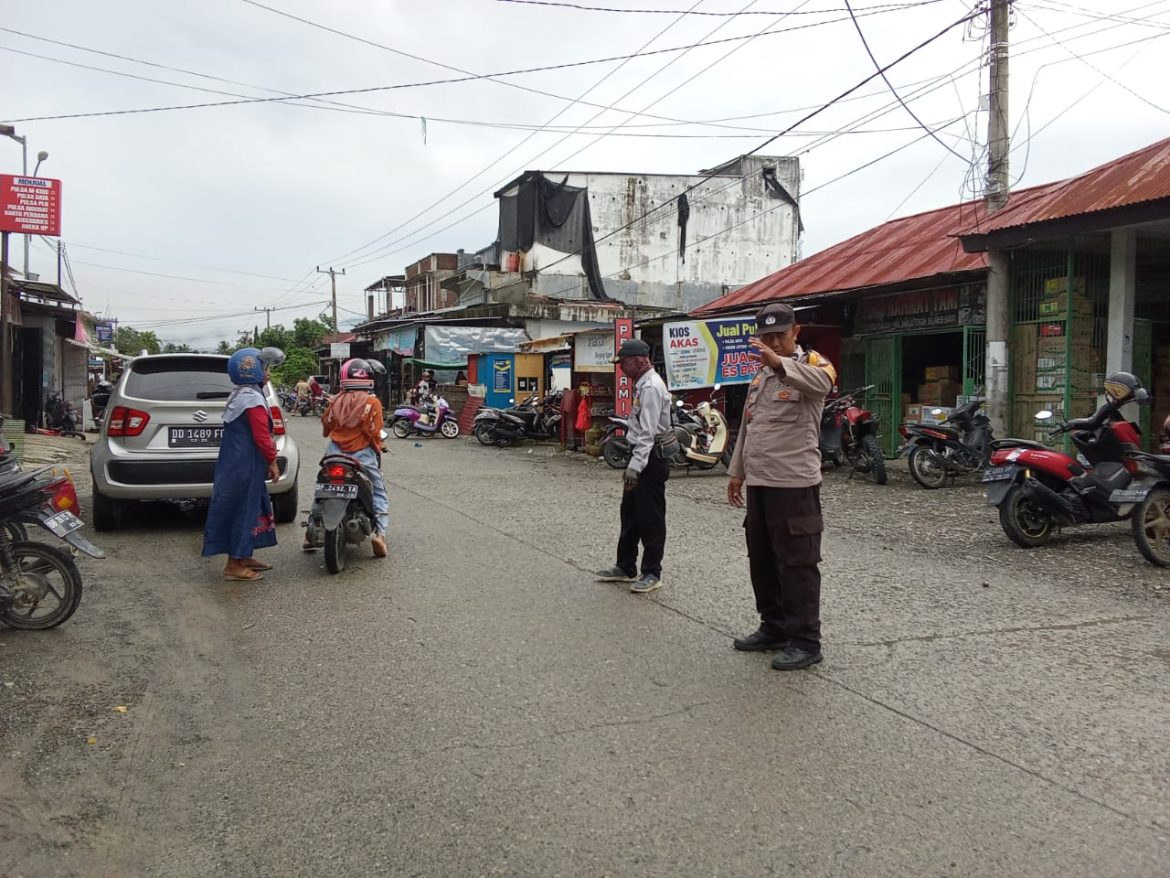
top-left (2, 3), bottom-right (948, 125)
top-left (495, 0), bottom-right (944, 13)
top-left (333, 0), bottom-right (799, 272)
top-left (842, 0), bottom-right (969, 161)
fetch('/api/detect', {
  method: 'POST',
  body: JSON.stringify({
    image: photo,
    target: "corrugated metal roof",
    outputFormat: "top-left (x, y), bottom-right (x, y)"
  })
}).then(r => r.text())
top-left (693, 195), bottom-right (1004, 316)
top-left (961, 136), bottom-right (1170, 238)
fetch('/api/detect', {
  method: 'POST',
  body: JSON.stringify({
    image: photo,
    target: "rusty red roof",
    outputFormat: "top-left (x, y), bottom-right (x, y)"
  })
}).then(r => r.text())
top-left (961, 136), bottom-right (1170, 240)
top-left (692, 194), bottom-right (1010, 316)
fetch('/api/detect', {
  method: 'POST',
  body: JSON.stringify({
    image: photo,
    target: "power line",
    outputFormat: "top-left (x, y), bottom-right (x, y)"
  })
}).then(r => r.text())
top-left (494, 0), bottom-right (944, 13)
top-left (64, 243), bottom-right (299, 282)
top-left (333, 0), bottom-right (801, 272)
top-left (841, 0), bottom-right (969, 161)
top-left (1, 6), bottom-right (948, 125)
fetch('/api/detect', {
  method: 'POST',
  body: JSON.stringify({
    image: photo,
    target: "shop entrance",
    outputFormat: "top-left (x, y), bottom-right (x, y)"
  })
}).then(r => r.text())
top-left (865, 326), bottom-right (986, 456)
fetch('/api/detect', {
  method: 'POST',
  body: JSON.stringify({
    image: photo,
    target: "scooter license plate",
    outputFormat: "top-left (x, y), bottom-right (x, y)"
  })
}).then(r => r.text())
top-left (42, 509), bottom-right (83, 537)
top-left (982, 465), bottom-right (1014, 482)
top-left (315, 483), bottom-right (357, 499)
top-left (1109, 488), bottom-right (1149, 503)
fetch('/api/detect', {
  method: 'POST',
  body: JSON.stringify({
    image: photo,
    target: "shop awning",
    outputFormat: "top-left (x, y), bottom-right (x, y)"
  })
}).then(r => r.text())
top-left (66, 338), bottom-right (132, 360)
top-left (405, 358), bottom-right (468, 370)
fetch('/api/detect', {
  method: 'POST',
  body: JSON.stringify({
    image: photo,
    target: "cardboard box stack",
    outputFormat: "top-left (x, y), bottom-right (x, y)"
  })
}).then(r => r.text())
top-left (1039, 276), bottom-right (1093, 320)
top-left (918, 364), bottom-right (961, 406)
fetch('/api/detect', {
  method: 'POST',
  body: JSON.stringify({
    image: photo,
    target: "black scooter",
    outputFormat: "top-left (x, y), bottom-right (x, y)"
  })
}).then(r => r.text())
top-left (303, 453), bottom-right (380, 574)
top-left (898, 398), bottom-right (994, 489)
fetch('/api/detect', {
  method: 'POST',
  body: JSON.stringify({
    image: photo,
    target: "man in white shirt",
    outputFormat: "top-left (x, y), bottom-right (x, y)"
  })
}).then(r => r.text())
top-left (595, 338), bottom-right (672, 594)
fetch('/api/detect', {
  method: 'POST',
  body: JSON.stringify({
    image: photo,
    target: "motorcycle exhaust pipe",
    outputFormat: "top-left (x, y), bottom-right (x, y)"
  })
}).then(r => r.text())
top-left (1021, 477), bottom-right (1076, 524)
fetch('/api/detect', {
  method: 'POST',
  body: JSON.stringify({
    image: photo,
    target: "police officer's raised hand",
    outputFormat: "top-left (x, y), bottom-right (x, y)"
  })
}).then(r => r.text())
top-left (748, 337), bottom-right (784, 371)
top-left (727, 477), bottom-right (744, 508)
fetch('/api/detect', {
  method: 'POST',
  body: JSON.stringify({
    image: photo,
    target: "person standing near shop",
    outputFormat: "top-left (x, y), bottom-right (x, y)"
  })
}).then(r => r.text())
top-left (595, 338), bottom-right (671, 594)
top-left (727, 303), bottom-right (836, 670)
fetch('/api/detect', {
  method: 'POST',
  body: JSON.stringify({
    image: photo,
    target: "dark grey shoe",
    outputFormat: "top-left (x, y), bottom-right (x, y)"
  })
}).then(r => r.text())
top-left (629, 574), bottom-right (661, 594)
top-left (595, 566), bottom-right (636, 582)
top-left (733, 628), bottom-right (788, 652)
top-left (771, 646), bottom-right (823, 671)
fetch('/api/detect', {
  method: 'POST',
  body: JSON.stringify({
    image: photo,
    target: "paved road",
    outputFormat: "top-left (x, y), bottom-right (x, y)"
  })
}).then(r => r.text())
top-left (2, 417), bottom-right (1167, 877)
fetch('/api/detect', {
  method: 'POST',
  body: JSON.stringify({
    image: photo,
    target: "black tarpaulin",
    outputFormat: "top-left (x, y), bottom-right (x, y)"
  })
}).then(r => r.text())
top-left (497, 173), bottom-right (609, 300)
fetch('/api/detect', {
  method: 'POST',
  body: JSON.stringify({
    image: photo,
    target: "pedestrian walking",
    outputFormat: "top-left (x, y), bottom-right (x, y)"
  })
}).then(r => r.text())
top-left (202, 347), bottom-right (285, 581)
top-left (726, 303), bottom-right (836, 670)
top-left (595, 338), bottom-right (671, 594)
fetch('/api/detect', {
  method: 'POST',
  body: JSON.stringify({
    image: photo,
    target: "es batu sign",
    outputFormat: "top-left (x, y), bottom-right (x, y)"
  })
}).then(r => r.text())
top-left (663, 318), bottom-right (760, 391)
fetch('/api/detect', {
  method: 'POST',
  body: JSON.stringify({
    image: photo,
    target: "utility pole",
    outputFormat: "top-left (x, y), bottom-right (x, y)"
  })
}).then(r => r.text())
top-left (254, 305), bottom-right (275, 330)
top-left (984, 0), bottom-right (1012, 437)
top-left (1, 231), bottom-right (11, 414)
top-left (317, 265), bottom-right (345, 331)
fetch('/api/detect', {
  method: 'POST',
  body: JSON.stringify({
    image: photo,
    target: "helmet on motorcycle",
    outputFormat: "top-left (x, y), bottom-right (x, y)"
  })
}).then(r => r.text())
top-left (1103, 371), bottom-right (1144, 405)
top-left (339, 357), bottom-right (384, 391)
top-left (228, 348), bottom-right (267, 386)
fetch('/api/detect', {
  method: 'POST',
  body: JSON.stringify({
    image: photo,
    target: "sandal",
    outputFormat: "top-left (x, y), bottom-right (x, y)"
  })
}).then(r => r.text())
top-left (223, 569), bottom-right (264, 582)
top-left (243, 559), bottom-right (273, 571)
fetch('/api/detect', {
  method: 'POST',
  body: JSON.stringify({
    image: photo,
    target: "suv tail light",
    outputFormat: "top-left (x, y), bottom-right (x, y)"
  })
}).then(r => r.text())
top-left (107, 406), bottom-right (150, 437)
top-left (270, 405), bottom-right (286, 436)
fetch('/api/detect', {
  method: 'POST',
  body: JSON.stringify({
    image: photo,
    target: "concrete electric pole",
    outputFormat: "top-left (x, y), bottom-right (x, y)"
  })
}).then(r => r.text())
top-left (316, 266), bottom-right (346, 331)
top-left (254, 305), bottom-right (275, 330)
top-left (984, 0), bottom-right (1012, 437)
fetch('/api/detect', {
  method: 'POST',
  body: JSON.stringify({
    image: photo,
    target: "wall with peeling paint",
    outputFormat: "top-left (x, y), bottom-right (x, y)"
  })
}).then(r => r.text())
top-left (514, 156), bottom-right (800, 312)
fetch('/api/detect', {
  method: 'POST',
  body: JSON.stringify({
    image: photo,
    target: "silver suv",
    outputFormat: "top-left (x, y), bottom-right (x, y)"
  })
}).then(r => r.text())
top-left (89, 354), bottom-right (300, 531)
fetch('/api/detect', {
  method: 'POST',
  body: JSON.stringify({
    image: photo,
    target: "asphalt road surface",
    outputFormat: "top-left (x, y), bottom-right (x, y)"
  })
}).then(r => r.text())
top-left (2, 416), bottom-right (1168, 877)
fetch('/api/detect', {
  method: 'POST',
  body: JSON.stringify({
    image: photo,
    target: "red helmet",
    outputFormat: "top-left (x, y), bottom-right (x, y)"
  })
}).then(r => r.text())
top-left (339, 358), bottom-right (383, 391)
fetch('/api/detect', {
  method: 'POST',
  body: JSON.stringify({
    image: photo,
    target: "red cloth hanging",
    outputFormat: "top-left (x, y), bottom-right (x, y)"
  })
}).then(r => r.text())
top-left (575, 394), bottom-right (592, 432)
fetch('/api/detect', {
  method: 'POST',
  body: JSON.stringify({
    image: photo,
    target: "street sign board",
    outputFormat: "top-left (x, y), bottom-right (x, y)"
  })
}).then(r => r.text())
top-left (330, 342), bottom-right (351, 359)
top-left (0, 175), bottom-right (62, 236)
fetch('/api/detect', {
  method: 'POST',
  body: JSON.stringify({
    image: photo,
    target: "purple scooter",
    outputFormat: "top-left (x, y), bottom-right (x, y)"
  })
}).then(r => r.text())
top-left (389, 396), bottom-right (461, 439)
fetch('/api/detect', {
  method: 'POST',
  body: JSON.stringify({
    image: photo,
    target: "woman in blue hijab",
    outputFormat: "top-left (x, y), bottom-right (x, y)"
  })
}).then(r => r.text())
top-left (202, 347), bottom-right (285, 581)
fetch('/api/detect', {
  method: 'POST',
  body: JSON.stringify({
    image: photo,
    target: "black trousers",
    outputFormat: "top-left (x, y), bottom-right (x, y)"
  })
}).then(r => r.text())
top-left (744, 484), bottom-right (823, 651)
top-left (616, 455), bottom-right (669, 578)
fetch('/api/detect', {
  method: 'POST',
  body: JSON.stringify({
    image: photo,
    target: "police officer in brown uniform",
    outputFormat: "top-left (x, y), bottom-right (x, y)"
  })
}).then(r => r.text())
top-left (727, 302), bottom-right (837, 670)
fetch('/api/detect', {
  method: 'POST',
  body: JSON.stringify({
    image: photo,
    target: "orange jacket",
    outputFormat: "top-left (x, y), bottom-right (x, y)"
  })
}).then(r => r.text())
top-left (322, 393), bottom-right (384, 453)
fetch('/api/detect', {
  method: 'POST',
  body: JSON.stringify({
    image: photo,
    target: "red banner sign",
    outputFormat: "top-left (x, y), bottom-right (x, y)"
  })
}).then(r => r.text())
top-left (614, 318), bottom-right (634, 417)
top-left (0, 175), bottom-right (62, 236)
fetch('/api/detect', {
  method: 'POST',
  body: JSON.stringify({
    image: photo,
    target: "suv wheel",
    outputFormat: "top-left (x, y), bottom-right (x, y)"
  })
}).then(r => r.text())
top-left (271, 478), bottom-right (299, 524)
top-left (92, 486), bottom-right (124, 532)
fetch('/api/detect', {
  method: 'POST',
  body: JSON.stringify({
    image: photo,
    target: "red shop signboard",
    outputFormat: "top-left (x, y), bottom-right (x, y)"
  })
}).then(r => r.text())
top-left (614, 318), bottom-right (634, 417)
top-left (0, 175), bottom-right (62, 236)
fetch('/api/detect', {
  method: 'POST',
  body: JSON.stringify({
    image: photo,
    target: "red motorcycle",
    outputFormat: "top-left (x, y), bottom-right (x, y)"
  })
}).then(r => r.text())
top-left (820, 385), bottom-right (887, 485)
top-left (983, 372), bottom-right (1149, 548)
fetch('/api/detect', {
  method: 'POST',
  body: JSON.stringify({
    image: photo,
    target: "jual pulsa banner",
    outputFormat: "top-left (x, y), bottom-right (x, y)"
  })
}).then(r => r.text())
top-left (663, 317), bottom-right (759, 391)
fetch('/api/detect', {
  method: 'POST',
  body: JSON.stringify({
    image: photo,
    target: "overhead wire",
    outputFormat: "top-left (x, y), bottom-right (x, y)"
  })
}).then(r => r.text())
top-left (494, 0), bottom-right (944, 13)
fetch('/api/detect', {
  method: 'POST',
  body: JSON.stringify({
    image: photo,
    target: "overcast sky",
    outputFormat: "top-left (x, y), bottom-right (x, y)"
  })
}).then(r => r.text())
top-left (3, 0), bottom-right (1167, 348)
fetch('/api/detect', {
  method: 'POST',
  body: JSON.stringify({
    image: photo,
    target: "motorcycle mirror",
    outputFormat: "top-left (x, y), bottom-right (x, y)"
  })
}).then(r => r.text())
top-left (379, 429), bottom-right (388, 440)
top-left (713, 383), bottom-right (722, 391)
top-left (676, 399), bottom-right (684, 407)
top-left (1035, 410), bottom-right (1054, 421)
top-left (509, 398), bottom-right (515, 403)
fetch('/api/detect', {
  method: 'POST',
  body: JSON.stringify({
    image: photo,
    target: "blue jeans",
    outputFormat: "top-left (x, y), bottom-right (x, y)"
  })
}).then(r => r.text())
top-left (325, 441), bottom-right (389, 535)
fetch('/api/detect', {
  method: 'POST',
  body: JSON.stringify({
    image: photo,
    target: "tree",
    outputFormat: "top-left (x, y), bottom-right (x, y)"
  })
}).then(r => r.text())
top-left (271, 348), bottom-right (318, 388)
top-left (162, 342), bottom-right (192, 353)
top-left (256, 325), bottom-right (294, 351)
top-left (215, 340), bottom-right (233, 355)
top-left (114, 326), bottom-right (161, 356)
top-left (292, 316), bottom-right (333, 350)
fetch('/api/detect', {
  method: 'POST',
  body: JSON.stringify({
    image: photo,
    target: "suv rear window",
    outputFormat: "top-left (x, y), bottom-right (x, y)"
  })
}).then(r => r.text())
top-left (124, 357), bottom-right (235, 402)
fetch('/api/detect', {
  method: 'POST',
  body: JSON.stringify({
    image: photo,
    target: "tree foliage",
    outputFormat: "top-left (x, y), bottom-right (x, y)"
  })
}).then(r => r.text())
top-left (114, 326), bottom-right (161, 356)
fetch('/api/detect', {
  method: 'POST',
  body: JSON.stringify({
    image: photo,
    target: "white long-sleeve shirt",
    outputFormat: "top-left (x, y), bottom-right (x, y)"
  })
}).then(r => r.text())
top-left (626, 368), bottom-right (671, 473)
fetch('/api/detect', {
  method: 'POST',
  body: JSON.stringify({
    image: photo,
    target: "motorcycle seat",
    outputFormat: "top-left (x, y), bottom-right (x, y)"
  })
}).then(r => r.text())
top-left (991, 438), bottom-right (1046, 450)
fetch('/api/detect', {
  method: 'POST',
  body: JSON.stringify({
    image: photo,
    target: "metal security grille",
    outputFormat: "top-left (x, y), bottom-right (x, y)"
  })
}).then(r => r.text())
top-left (865, 335), bottom-right (900, 456)
top-left (962, 326), bottom-right (986, 397)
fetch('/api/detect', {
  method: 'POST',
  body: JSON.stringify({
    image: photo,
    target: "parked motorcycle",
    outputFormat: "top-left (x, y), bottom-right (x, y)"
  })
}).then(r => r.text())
top-left (820, 386), bottom-right (887, 485)
top-left (599, 390), bottom-right (731, 471)
top-left (982, 377), bottom-right (1149, 548)
top-left (303, 452), bottom-right (381, 574)
top-left (1114, 450), bottom-right (1170, 566)
top-left (476, 392), bottom-right (563, 447)
top-left (278, 389), bottom-right (298, 413)
top-left (389, 396), bottom-right (460, 439)
top-left (36, 390), bottom-right (87, 440)
top-left (898, 398), bottom-right (994, 489)
top-left (0, 463), bottom-right (101, 628)
top-left (91, 379), bottom-right (113, 431)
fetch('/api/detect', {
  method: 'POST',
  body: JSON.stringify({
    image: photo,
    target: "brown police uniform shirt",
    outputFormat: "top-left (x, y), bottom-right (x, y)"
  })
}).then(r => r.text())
top-left (728, 347), bottom-right (837, 488)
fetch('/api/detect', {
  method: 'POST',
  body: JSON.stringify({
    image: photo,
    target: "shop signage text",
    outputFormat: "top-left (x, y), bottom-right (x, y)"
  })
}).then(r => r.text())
top-left (0, 175), bottom-right (62, 236)
top-left (854, 285), bottom-right (984, 335)
top-left (614, 318), bottom-right (634, 417)
top-left (574, 331), bottom-right (615, 373)
top-left (663, 317), bottom-right (760, 391)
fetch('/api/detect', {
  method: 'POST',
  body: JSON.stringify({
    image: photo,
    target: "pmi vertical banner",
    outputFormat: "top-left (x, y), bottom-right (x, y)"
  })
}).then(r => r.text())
top-left (614, 318), bottom-right (634, 417)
